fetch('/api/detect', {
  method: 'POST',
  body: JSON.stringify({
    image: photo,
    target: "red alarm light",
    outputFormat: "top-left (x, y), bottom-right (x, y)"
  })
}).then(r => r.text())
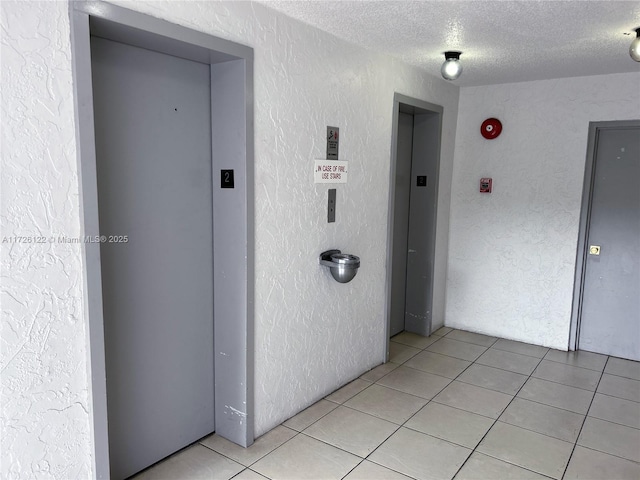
top-left (481, 118), bottom-right (502, 139)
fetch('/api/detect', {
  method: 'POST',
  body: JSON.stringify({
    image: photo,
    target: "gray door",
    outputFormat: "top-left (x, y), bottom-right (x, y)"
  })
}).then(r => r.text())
top-left (578, 125), bottom-right (640, 361)
top-left (91, 37), bottom-right (214, 479)
top-left (390, 112), bottom-right (414, 336)
top-left (390, 108), bottom-right (441, 338)
top-left (405, 113), bottom-right (440, 336)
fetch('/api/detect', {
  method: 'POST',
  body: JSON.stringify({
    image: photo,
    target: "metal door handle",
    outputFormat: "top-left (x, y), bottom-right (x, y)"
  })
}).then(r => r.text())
top-left (589, 245), bottom-right (601, 255)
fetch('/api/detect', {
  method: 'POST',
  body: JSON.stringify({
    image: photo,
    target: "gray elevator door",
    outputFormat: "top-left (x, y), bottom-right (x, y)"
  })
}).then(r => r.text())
top-left (390, 112), bottom-right (414, 336)
top-left (91, 37), bottom-right (215, 479)
top-left (390, 109), bottom-right (440, 338)
top-left (578, 126), bottom-right (640, 361)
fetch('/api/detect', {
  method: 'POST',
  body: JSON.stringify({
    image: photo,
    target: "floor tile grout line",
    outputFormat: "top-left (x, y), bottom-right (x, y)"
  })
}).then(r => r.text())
top-left (367, 382), bottom-right (444, 405)
top-left (432, 328), bottom-right (453, 337)
top-left (390, 338), bottom-right (440, 350)
top-left (325, 381), bottom-right (373, 405)
top-left (469, 360), bottom-right (538, 378)
top-left (425, 342), bottom-right (490, 359)
top-left (590, 390), bottom-right (640, 407)
top-left (361, 457), bottom-right (421, 480)
top-left (483, 418), bottom-right (576, 446)
top-left (489, 342), bottom-right (550, 358)
top-left (502, 395), bottom-right (590, 416)
top-left (198, 428), bottom-right (299, 471)
top-left (599, 371), bottom-right (640, 381)
top-left (404, 348), bottom-right (477, 366)
top-left (566, 444), bottom-right (640, 467)
top-left (587, 412), bottom-right (640, 431)
top-left (597, 371), bottom-right (640, 388)
top-left (415, 349), bottom-right (486, 363)
top-left (425, 398), bottom-right (503, 421)
top-left (526, 373), bottom-right (602, 393)
top-left (345, 423), bottom-right (408, 477)
top-left (364, 427), bottom-right (476, 479)
top-left (382, 361), bottom-right (464, 382)
top-left (340, 393), bottom-right (432, 426)
top-left (300, 396), bottom-right (359, 429)
top-left (362, 381), bottom-right (438, 403)
top-left (488, 347), bottom-right (549, 360)
top-left (248, 430), bottom-right (308, 475)
top-left (322, 399), bottom-right (415, 428)
top-left (540, 356), bottom-right (607, 373)
top-left (449, 345), bottom-right (554, 480)
top-left (464, 450), bottom-right (559, 480)
top-left (419, 331), bottom-right (505, 361)
top-left (229, 467), bottom-right (269, 480)
top-left (456, 362), bottom-right (531, 382)
top-left (398, 422), bottom-right (489, 451)
top-left (443, 338), bottom-right (500, 349)
top-left (559, 355), bottom-right (610, 479)
top-left (246, 428), bottom-right (360, 476)
top-left (338, 459), bottom-right (366, 480)
top-left (370, 365), bottom-right (404, 384)
top-left (298, 421), bottom-right (404, 465)
top-left (134, 437), bottom-right (241, 479)
top-left (536, 357), bottom-right (608, 373)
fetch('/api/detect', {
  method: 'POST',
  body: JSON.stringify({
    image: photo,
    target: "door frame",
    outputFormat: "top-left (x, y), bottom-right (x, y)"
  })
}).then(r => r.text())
top-left (569, 119), bottom-right (640, 351)
top-left (384, 93), bottom-right (443, 360)
top-left (70, 3), bottom-right (254, 478)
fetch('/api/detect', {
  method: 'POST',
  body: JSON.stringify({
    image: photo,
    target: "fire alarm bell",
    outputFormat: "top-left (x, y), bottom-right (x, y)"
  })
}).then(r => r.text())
top-left (481, 118), bottom-right (502, 139)
top-left (480, 178), bottom-right (492, 193)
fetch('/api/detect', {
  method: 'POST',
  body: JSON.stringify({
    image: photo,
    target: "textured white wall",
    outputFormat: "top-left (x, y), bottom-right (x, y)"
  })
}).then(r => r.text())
top-left (1, 1), bottom-right (92, 478)
top-left (1, 1), bottom-right (458, 476)
top-left (446, 72), bottom-right (640, 349)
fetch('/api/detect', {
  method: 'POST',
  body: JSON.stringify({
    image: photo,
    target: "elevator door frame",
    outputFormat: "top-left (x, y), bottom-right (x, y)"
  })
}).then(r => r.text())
top-left (385, 93), bottom-right (443, 360)
top-left (70, 3), bottom-right (254, 478)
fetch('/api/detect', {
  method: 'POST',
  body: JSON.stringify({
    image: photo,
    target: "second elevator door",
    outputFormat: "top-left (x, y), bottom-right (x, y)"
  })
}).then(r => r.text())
top-left (91, 37), bottom-right (215, 479)
top-left (390, 108), bottom-right (440, 338)
top-left (390, 112), bottom-right (414, 336)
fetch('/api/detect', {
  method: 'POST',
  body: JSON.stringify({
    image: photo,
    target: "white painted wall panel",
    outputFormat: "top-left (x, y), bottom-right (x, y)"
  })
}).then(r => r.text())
top-left (446, 72), bottom-right (640, 349)
top-left (1, 1), bottom-right (92, 478)
top-left (1, 1), bottom-right (458, 476)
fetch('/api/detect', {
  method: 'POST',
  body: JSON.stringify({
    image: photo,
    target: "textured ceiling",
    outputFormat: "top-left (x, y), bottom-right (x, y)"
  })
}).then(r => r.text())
top-left (258, 0), bottom-right (640, 86)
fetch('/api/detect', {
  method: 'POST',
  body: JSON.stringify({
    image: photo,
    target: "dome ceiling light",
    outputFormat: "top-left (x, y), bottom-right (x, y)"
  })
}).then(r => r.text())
top-left (630, 28), bottom-right (640, 62)
top-left (441, 51), bottom-right (463, 80)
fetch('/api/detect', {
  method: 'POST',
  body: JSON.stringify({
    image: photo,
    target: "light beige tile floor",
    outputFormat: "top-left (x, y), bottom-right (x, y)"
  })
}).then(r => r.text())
top-left (133, 328), bottom-right (640, 480)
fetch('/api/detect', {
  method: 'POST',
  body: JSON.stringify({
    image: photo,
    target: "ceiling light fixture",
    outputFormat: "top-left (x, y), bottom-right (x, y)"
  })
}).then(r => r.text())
top-left (441, 51), bottom-right (463, 80)
top-left (630, 28), bottom-right (640, 62)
